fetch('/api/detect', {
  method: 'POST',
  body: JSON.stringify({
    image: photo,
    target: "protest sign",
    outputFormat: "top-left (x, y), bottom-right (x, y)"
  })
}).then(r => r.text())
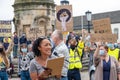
top-left (56, 5), bottom-right (73, 32)
top-left (25, 27), bottom-right (45, 39)
top-left (90, 34), bottom-right (117, 43)
top-left (92, 18), bottom-right (112, 34)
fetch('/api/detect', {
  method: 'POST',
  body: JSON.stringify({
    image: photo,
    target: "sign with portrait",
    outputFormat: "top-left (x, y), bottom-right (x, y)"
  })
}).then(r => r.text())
top-left (90, 34), bottom-right (117, 43)
top-left (56, 5), bottom-right (73, 32)
top-left (0, 21), bottom-right (12, 37)
top-left (92, 18), bottom-right (112, 34)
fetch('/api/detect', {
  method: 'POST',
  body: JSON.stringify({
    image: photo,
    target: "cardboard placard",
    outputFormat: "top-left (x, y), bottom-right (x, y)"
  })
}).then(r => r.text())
top-left (92, 18), bottom-right (112, 34)
top-left (47, 57), bottom-right (64, 76)
top-left (25, 27), bottom-right (45, 39)
top-left (90, 34), bottom-right (117, 43)
top-left (56, 5), bottom-right (73, 32)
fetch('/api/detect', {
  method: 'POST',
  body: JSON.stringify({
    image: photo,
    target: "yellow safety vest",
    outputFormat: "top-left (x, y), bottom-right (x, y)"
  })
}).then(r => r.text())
top-left (78, 41), bottom-right (84, 49)
top-left (68, 41), bottom-right (84, 69)
top-left (108, 48), bottom-right (119, 60)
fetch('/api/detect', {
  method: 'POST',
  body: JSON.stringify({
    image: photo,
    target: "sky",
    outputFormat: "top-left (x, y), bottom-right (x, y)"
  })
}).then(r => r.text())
top-left (0, 0), bottom-right (120, 20)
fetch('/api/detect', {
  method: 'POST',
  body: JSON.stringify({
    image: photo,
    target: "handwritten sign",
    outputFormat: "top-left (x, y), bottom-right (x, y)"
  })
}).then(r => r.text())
top-left (92, 18), bottom-right (112, 34)
top-left (25, 27), bottom-right (45, 39)
top-left (90, 34), bottom-right (117, 43)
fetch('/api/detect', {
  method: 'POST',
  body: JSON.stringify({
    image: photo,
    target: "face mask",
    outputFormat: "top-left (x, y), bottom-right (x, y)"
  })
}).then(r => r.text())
top-left (99, 50), bottom-right (105, 56)
top-left (0, 48), bottom-right (3, 52)
top-left (70, 45), bottom-right (76, 50)
top-left (22, 34), bottom-right (25, 36)
top-left (21, 48), bottom-right (27, 53)
top-left (107, 43), bottom-right (114, 49)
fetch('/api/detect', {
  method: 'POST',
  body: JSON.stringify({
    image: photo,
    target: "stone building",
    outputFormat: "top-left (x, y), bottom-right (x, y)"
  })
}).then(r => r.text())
top-left (13, 0), bottom-right (55, 39)
top-left (73, 10), bottom-right (120, 39)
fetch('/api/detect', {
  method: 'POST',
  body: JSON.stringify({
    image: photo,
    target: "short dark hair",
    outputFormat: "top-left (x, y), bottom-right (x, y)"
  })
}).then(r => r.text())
top-left (100, 45), bottom-right (109, 52)
top-left (14, 32), bottom-right (16, 34)
top-left (32, 37), bottom-right (46, 57)
top-left (104, 45), bottom-right (109, 52)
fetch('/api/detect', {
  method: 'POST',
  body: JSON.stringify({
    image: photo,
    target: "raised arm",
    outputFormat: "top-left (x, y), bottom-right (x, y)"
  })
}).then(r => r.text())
top-left (93, 42), bottom-right (102, 67)
top-left (81, 29), bottom-right (86, 42)
top-left (1, 52), bottom-right (10, 68)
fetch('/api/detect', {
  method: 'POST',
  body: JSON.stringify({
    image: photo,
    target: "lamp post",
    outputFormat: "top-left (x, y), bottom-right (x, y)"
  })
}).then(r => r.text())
top-left (85, 10), bottom-right (92, 33)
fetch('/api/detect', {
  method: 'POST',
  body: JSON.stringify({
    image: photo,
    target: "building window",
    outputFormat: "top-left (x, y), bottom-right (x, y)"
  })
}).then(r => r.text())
top-left (114, 28), bottom-right (119, 38)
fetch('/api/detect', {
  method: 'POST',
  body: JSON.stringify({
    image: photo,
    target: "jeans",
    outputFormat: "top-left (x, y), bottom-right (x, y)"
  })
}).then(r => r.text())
top-left (13, 44), bottom-right (18, 58)
top-left (0, 71), bottom-right (8, 80)
top-left (20, 70), bottom-right (31, 80)
top-left (67, 68), bottom-right (81, 80)
top-left (61, 76), bottom-right (68, 80)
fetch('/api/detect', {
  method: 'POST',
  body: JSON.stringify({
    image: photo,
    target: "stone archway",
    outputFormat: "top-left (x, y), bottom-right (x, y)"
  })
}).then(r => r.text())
top-left (33, 16), bottom-right (50, 36)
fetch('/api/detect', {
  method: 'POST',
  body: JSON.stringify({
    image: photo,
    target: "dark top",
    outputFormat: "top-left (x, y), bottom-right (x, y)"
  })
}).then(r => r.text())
top-left (14, 36), bottom-right (19, 44)
top-left (3, 43), bottom-right (9, 50)
top-left (19, 36), bottom-right (27, 44)
top-left (103, 57), bottom-right (111, 80)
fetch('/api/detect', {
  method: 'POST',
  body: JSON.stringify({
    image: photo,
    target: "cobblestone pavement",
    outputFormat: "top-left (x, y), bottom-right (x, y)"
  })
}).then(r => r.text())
top-left (9, 71), bottom-right (89, 80)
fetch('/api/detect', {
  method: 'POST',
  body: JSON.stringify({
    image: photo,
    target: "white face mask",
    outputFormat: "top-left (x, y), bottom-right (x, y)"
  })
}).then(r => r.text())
top-left (99, 50), bottom-right (105, 56)
top-left (21, 48), bottom-right (27, 53)
top-left (107, 43), bottom-right (114, 49)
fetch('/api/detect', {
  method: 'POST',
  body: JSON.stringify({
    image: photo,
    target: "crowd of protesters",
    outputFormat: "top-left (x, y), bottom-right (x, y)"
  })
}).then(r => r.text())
top-left (0, 29), bottom-right (120, 80)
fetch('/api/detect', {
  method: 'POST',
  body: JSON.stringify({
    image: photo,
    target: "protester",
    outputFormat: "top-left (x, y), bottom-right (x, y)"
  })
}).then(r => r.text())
top-left (67, 38), bottom-right (82, 80)
top-left (19, 33), bottom-right (27, 45)
top-left (3, 37), bottom-right (10, 50)
top-left (18, 43), bottom-right (31, 80)
top-left (67, 30), bottom-right (85, 80)
top-left (51, 30), bottom-right (69, 80)
top-left (0, 36), bottom-right (13, 80)
top-left (107, 42), bottom-right (120, 61)
top-left (94, 42), bottom-right (120, 80)
top-left (29, 37), bottom-right (57, 80)
top-left (3, 37), bottom-right (14, 78)
top-left (13, 32), bottom-right (19, 58)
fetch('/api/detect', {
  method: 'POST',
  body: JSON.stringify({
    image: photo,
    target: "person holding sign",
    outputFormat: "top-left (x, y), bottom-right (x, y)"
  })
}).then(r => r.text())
top-left (94, 42), bottom-right (120, 80)
top-left (29, 37), bottom-right (58, 80)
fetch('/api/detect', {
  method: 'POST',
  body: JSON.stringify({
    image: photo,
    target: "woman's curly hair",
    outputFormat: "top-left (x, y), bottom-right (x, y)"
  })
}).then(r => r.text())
top-left (32, 37), bottom-right (46, 57)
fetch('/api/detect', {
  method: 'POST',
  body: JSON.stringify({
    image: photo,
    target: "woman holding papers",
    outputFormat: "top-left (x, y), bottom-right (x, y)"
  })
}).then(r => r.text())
top-left (29, 37), bottom-right (58, 80)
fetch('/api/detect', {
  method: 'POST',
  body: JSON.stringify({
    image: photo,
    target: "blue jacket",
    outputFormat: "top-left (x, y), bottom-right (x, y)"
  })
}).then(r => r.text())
top-left (14, 36), bottom-right (19, 44)
top-left (19, 36), bottom-right (27, 44)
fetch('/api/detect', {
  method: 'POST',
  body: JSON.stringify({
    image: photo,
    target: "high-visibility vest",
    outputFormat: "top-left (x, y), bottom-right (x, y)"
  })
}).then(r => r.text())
top-left (68, 41), bottom-right (84, 69)
top-left (78, 41), bottom-right (84, 49)
top-left (108, 48), bottom-right (119, 60)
